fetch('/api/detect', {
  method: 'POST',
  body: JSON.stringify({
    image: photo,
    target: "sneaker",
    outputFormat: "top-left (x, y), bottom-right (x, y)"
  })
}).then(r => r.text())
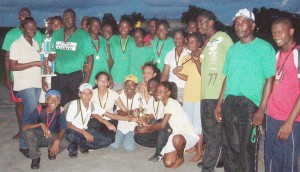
top-left (31, 157), bottom-right (40, 170)
top-left (80, 147), bottom-right (89, 154)
top-left (19, 148), bottom-right (29, 158)
top-left (48, 150), bottom-right (56, 160)
top-left (148, 153), bottom-right (163, 162)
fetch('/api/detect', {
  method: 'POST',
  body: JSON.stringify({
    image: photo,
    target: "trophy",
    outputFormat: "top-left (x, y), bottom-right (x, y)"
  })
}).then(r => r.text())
top-left (41, 19), bottom-right (56, 77)
top-left (136, 96), bottom-right (147, 128)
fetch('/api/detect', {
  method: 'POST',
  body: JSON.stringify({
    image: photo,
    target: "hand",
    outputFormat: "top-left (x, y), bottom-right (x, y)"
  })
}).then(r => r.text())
top-left (252, 109), bottom-right (264, 126)
top-left (214, 105), bottom-right (222, 122)
top-left (191, 49), bottom-right (201, 62)
top-left (83, 131), bottom-right (94, 142)
top-left (42, 78), bottom-right (49, 92)
top-left (277, 121), bottom-right (293, 141)
top-left (41, 123), bottom-right (51, 138)
top-left (173, 66), bottom-right (183, 75)
top-left (83, 63), bottom-right (92, 73)
top-left (134, 126), bottom-right (148, 134)
top-left (105, 121), bottom-right (116, 132)
top-left (128, 109), bottom-right (136, 116)
top-left (48, 53), bottom-right (56, 62)
top-left (49, 140), bottom-right (60, 156)
top-left (5, 77), bottom-right (12, 89)
top-left (35, 61), bottom-right (45, 68)
top-left (128, 116), bottom-right (138, 122)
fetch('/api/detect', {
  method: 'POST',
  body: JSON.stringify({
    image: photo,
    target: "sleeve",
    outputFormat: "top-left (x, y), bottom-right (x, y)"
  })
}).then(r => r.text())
top-left (295, 48), bottom-right (300, 80)
top-left (9, 41), bottom-right (20, 61)
top-left (66, 101), bottom-right (76, 122)
top-left (261, 43), bottom-right (276, 78)
top-left (223, 34), bottom-right (234, 51)
top-left (34, 30), bottom-right (44, 49)
top-left (164, 99), bottom-right (174, 115)
top-left (92, 102), bottom-right (106, 116)
top-left (25, 109), bottom-right (40, 125)
top-left (58, 111), bottom-right (67, 131)
top-left (84, 34), bottom-right (94, 57)
top-left (164, 51), bottom-right (172, 65)
top-left (2, 31), bottom-right (14, 51)
top-left (180, 57), bottom-right (189, 76)
top-left (222, 48), bottom-right (232, 76)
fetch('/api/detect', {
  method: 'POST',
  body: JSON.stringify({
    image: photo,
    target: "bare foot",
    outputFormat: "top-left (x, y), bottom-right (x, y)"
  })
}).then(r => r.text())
top-left (189, 153), bottom-right (202, 162)
top-left (12, 132), bottom-right (20, 139)
top-left (172, 157), bottom-right (184, 169)
top-left (185, 146), bottom-right (195, 154)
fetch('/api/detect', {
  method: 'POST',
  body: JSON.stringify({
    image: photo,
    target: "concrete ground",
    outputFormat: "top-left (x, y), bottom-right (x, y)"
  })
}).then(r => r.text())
top-left (0, 85), bottom-right (267, 172)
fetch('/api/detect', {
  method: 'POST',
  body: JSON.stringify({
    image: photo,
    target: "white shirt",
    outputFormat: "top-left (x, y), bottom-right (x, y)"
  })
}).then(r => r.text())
top-left (10, 36), bottom-right (41, 91)
top-left (117, 91), bottom-right (146, 134)
top-left (164, 98), bottom-right (197, 135)
top-left (91, 88), bottom-right (119, 120)
top-left (164, 48), bottom-right (190, 88)
top-left (146, 96), bottom-right (164, 120)
top-left (66, 100), bottom-right (106, 129)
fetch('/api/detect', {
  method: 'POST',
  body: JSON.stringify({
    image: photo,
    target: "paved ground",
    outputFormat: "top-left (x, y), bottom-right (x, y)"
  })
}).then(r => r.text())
top-left (0, 85), bottom-right (268, 172)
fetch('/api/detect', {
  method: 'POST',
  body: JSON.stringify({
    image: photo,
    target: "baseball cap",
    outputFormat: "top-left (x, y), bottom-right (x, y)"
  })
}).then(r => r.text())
top-left (79, 83), bottom-right (93, 92)
top-left (45, 90), bottom-right (61, 100)
top-left (233, 8), bottom-right (255, 22)
top-left (124, 74), bottom-right (138, 84)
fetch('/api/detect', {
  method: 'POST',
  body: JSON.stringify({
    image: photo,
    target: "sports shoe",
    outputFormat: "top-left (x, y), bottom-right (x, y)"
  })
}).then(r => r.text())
top-left (31, 157), bottom-right (40, 169)
top-left (148, 153), bottom-right (163, 162)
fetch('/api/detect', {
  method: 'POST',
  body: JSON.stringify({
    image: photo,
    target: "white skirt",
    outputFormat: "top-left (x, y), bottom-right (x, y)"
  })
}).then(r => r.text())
top-left (160, 132), bottom-right (199, 155)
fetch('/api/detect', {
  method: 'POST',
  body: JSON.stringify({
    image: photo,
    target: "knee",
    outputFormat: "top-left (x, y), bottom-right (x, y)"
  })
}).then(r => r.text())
top-left (23, 129), bottom-right (35, 139)
top-left (172, 135), bottom-right (186, 147)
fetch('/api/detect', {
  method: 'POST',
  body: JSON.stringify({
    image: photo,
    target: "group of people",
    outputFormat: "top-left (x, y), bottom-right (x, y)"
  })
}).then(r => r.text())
top-left (2, 6), bottom-right (299, 172)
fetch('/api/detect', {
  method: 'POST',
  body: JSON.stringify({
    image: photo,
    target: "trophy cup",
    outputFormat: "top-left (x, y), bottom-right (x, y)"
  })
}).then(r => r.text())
top-left (136, 96), bottom-right (146, 128)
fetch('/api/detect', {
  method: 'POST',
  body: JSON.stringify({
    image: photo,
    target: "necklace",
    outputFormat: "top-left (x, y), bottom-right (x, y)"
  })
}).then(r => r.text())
top-left (79, 101), bottom-right (89, 126)
top-left (92, 37), bottom-right (100, 60)
top-left (156, 38), bottom-right (167, 63)
top-left (153, 99), bottom-right (160, 119)
top-left (64, 27), bottom-right (77, 43)
top-left (175, 47), bottom-right (184, 67)
top-left (46, 111), bottom-right (57, 127)
top-left (98, 89), bottom-right (109, 109)
top-left (126, 93), bottom-right (134, 111)
top-left (119, 36), bottom-right (129, 59)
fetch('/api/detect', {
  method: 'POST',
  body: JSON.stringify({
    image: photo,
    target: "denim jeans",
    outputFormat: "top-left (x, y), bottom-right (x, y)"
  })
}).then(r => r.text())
top-left (183, 101), bottom-right (202, 134)
top-left (265, 115), bottom-right (300, 172)
top-left (17, 87), bottom-right (41, 149)
top-left (110, 130), bottom-right (136, 152)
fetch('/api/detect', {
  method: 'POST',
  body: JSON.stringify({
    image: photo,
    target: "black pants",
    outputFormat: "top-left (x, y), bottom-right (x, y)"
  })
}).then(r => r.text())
top-left (87, 118), bottom-right (118, 143)
top-left (134, 119), bottom-right (172, 155)
top-left (222, 96), bottom-right (260, 172)
top-left (51, 70), bottom-right (83, 106)
top-left (201, 99), bottom-right (223, 172)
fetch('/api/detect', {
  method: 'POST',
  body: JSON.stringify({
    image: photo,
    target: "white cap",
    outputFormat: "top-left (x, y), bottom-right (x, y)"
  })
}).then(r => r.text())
top-left (79, 83), bottom-right (93, 92)
top-left (233, 8), bottom-right (255, 22)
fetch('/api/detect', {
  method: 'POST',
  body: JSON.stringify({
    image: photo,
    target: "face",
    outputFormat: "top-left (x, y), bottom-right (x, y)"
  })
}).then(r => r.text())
top-left (81, 18), bottom-right (88, 31)
top-left (119, 21), bottom-right (131, 37)
top-left (102, 25), bottom-right (113, 40)
top-left (88, 20), bottom-right (101, 35)
top-left (187, 36), bottom-right (200, 51)
top-left (272, 22), bottom-right (294, 48)
top-left (197, 16), bottom-right (211, 35)
top-left (23, 21), bottom-right (37, 38)
top-left (148, 20), bottom-right (157, 34)
top-left (63, 12), bottom-right (76, 29)
top-left (188, 21), bottom-right (198, 34)
top-left (157, 24), bottom-right (168, 40)
top-left (18, 9), bottom-right (31, 22)
top-left (124, 80), bottom-right (137, 94)
top-left (147, 80), bottom-right (159, 97)
top-left (234, 17), bottom-right (255, 40)
top-left (173, 32), bottom-right (185, 48)
top-left (143, 66), bottom-right (156, 82)
top-left (50, 19), bottom-right (63, 32)
top-left (46, 95), bottom-right (60, 111)
top-left (78, 89), bottom-right (93, 104)
top-left (155, 84), bottom-right (170, 102)
top-left (134, 30), bottom-right (144, 46)
top-left (96, 74), bottom-right (109, 89)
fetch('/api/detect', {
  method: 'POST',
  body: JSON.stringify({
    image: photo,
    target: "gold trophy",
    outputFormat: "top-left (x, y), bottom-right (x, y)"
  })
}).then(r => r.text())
top-left (136, 96), bottom-right (146, 128)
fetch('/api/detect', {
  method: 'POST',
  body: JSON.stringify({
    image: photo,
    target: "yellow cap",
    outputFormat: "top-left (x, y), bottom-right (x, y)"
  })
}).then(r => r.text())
top-left (124, 74), bottom-right (138, 84)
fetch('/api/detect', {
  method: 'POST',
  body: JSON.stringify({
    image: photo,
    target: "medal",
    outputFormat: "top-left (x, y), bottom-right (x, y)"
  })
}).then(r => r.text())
top-left (157, 59), bottom-right (160, 63)
top-left (120, 36), bottom-right (129, 60)
top-left (275, 71), bottom-right (282, 83)
top-left (96, 55), bottom-right (99, 60)
top-left (92, 37), bottom-right (100, 60)
top-left (156, 39), bottom-right (167, 57)
top-left (123, 56), bottom-right (126, 60)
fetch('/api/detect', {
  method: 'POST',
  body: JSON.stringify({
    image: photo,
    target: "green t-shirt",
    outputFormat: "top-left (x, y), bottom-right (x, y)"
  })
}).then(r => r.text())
top-left (2, 27), bottom-right (43, 80)
top-left (151, 37), bottom-right (174, 71)
top-left (201, 31), bottom-right (233, 100)
top-left (223, 38), bottom-right (276, 106)
top-left (89, 36), bottom-right (109, 86)
top-left (109, 35), bottom-right (135, 83)
top-left (129, 44), bottom-right (153, 82)
top-left (51, 28), bottom-right (94, 74)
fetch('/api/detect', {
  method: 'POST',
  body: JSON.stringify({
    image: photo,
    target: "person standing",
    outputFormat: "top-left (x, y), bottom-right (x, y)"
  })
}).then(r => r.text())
top-left (265, 17), bottom-right (300, 172)
top-left (49, 9), bottom-right (94, 106)
top-left (196, 10), bottom-right (233, 170)
top-left (214, 8), bottom-right (275, 172)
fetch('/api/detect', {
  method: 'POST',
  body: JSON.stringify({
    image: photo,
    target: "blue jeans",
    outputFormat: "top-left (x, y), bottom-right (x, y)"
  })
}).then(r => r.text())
top-left (17, 88), bottom-right (41, 149)
top-left (265, 115), bottom-right (300, 172)
top-left (110, 130), bottom-right (136, 152)
top-left (183, 101), bottom-right (202, 134)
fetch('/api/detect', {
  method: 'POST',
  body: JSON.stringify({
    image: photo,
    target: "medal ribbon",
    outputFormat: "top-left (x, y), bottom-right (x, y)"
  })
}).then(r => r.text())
top-left (175, 47), bottom-right (184, 67)
top-left (98, 90), bottom-right (109, 109)
top-left (79, 101), bottom-right (89, 126)
top-left (64, 27), bottom-right (77, 43)
top-left (46, 111), bottom-right (57, 128)
top-left (119, 36), bottom-right (129, 54)
top-left (126, 94), bottom-right (134, 111)
top-left (156, 38), bottom-right (167, 57)
top-left (276, 44), bottom-right (297, 76)
top-left (92, 37), bottom-right (100, 54)
top-left (153, 99), bottom-right (160, 119)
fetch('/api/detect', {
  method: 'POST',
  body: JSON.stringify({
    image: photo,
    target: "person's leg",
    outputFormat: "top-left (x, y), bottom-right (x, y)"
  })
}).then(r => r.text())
top-left (172, 134), bottom-right (186, 168)
top-left (189, 102), bottom-right (202, 162)
top-left (13, 102), bottom-right (23, 139)
top-left (123, 131), bottom-right (136, 152)
top-left (66, 71), bottom-right (83, 105)
top-left (52, 73), bottom-right (68, 106)
top-left (65, 129), bottom-right (79, 157)
top-left (163, 151), bottom-right (178, 168)
top-left (23, 129), bottom-right (43, 159)
top-left (110, 130), bottom-right (125, 150)
top-left (79, 128), bottom-right (112, 150)
top-left (201, 99), bottom-right (223, 171)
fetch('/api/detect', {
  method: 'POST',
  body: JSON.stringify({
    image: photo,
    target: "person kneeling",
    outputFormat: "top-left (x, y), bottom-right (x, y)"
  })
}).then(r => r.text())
top-left (23, 90), bottom-right (69, 170)
top-left (65, 83), bottom-right (116, 158)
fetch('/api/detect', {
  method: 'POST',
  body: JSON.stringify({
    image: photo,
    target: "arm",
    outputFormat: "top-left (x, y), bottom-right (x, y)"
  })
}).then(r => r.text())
top-left (4, 51), bottom-right (11, 88)
top-left (252, 77), bottom-right (274, 126)
top-left (82, 55), bottom-right (94, 84)
top-left (103, 112), bottom-right (136, 122)
top-left (115, 97), bottom-right (128, 112)
top-left (277, 95), bottom-right (300, 140)
top-left (135, 114), bottom-right (171, 134)
top-left (49, 130), bottom-right (65, 155)
top-left (67, 122), bottom-right (93, 142)
top-left (23, 123), bottom-right (51, 138)
top-left (173, 66), bottom-right (187, 81)
top-left (214, 78), bottom-right (226, 122)
top-left (160, 64), bottom-right (170, 82)
top-left (9, 59), bottom-right (44, 71)
top-left (191, 49), bottom-right (201, 74)
top-left (91, 114), bottom-right (116, 132)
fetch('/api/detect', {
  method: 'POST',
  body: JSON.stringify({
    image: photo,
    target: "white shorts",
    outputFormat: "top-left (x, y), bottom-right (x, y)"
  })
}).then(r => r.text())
top-left (160, 132), bottom-right (199, 155)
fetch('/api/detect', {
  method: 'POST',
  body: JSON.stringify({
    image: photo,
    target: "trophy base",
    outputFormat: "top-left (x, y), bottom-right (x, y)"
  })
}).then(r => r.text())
top-left (41, 74), bottom-right (57, 77)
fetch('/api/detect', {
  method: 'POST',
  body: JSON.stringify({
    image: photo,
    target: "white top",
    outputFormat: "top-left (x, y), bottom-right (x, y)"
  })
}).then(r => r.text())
top-left (164, 48), bottom-right (190, 88)
top-left (66, 100), bottom-right (106, 129)
top-left (117, 91), bottom-right (146, 134)
top-left (146, 96), bottom-right (164, 120)
top-left (91, 88), bottom-right (119, 120)
top-left (10, 36), bottom-right (41, 91)
top-left (164, 98), bottom-right (197, 135)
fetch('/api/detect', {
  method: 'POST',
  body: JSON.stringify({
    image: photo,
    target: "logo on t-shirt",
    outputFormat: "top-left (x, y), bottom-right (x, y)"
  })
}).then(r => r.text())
top-left (56, 41), bottom-right (77, 51)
